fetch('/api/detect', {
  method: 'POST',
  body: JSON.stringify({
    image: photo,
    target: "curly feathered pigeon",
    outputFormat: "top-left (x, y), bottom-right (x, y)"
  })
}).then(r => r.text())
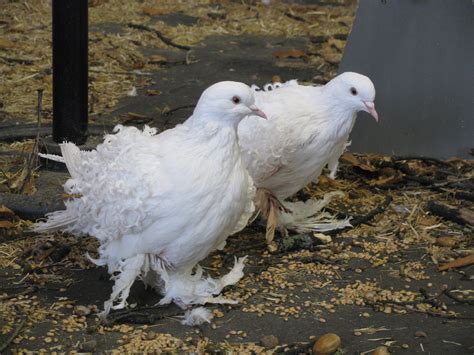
top-left (34, 81), bottom-right (267, 316)
top-left (238, 72), bottom-right (378, 250)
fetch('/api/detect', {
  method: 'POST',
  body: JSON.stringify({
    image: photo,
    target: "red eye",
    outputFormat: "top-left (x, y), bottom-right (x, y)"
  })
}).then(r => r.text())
top-left (232, 96), bottom-right (241, 104)
top-left (350, 87), bottom-right (357, 96)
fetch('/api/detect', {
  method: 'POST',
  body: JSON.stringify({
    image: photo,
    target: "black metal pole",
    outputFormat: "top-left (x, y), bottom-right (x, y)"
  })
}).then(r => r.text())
top-left (52, 0), bottom-right (88, 144)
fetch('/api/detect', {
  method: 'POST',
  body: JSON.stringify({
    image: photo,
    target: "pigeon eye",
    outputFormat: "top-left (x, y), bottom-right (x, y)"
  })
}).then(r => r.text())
top-left (232, 96), bottom-right (241, 104)
top-left (350, 87), bottom-right (357, 96)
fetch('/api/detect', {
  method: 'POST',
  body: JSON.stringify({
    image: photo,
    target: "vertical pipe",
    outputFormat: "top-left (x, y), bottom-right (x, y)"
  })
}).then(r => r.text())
top-left (52, 0), bottom-right (88, 144)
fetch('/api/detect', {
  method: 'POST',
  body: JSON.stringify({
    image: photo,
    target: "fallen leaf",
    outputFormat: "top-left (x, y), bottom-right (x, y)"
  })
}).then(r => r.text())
top-left (459, 208), bottom-right (474, 226)
top-left (319, 43), bottom-right (342, 64)
top-left (143, 6), bottom-right (168, 16)
top-left (341, 153), bottom-right (376, 172)
top-left (123, 112), bottom-right (152, 125)
top-left (0, 38), bottom-right (17, 49)
top-left (146, 89), bottom-right (161, 96)
top-left (316, 175), bottom-right (346, 189)
top-left (438, 254), bottom-right (474, 271)
top-left (147, 54), bottom-right (168, 64)
top-left (273, 49), bottom-right (307, 60)
top-left (435, 236), bottom-right (457, 248)
top-left (0, 205), bottom-right (17, 221)
top-left (272, 75), bottom-right (282, 83)
top-left (0, 220), bottom-right (15, 229)
top-left (368, 174), bottom-right (403, 186)
top-left (417, 215), bottom-right (438, 226)
top-left (327, 37), bottom-right (345, 51)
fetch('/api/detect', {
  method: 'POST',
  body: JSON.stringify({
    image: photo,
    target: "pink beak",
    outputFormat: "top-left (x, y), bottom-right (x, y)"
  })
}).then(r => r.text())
top-left (250, 104), bottom-right (267, 119)
top-left (364, 101), bottom-right (379, 122)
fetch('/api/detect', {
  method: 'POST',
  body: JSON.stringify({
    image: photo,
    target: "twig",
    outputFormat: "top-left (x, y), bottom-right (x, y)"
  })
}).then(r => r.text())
top-left (89, 68), bottom-right (154, 76)
top-left (127, 23), bottom-right (191, 51)
top-left (0, 55), bottom-right (36, 65)
top-left (438, 254), bottom-right (474, 271)
top-left (105, 305), bottom-right (183, 324)
top-left (419, 287), bottom-right (443, 308)
top-left (284, 11), bottom-right (306, 22)
top-left (427, 201), bottom-right (472, 226)
top-left (0, 306), bottom-right (26, 353)
top-left (453, 191), bottom-right (474, 202)
top-left (163, 104), bottom-right (196, 116)
top-left (366, 300), bottom-right (473, 320)
top-left (351, 195), bottom-right (393, 227)
top-left (310, 33), bottom-right (348, 43)
top-left (393, 155), bottom-right (450, 167)
top-left (18, 89), bottom-right (42, 194)
top-left (443, 289), bottom-right (474, 305)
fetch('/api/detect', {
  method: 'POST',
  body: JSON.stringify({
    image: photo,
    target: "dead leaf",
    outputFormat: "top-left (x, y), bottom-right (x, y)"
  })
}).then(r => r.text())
top-left (147, 54), bottom-right (168, 64)
top-left (435, 237), bottom-right (457, 248)
top-left (143, 6), bottom-right (168, 16)
top-left (123, 112), bottom-right (152, 125)
top-left (337, 16), bottom-right (354, 27)
top-left (272, 75), bottom-right (282, 83)
top-left (0, 38), bottom-right (17, 49)
top-left (146, 89), bottom-right (161, 96)
top-left (459, 208), bottom-right (474, 226)
top-left (319, 43), bottom-right (342, 64)
top-left (0, 205), bottom-right (17, 221)
top-left (417, 215), bottom-right (438, 227)
top-left (316, 175), bottom-right (346, 189)
top-left (341, 153), bottom-right (376, 172)
top-left (438, 254), bottom-right (474, 271)
top-left (131, 58), bottom-right (146, 70)
top-left (368, 174), bottom-right (403, 186)
top-left (328, 37), bottom-right (345, 51)
top-left (0, 220), bottom-right (15, 229)
top-left (273, 49), bottom-right (307, 60)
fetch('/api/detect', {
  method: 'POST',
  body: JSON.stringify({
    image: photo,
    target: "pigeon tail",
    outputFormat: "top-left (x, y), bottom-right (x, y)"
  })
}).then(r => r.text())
top-left (32, 209), bottom-right (78, 233)
top-left (279, 192), bottom-right (352, 233)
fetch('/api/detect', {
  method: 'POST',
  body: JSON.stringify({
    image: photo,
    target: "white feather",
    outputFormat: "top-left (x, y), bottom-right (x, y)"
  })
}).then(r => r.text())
top-left (34, 81), bottom-right (259, 316)
top-left (239, 72), bottom-right (376, 231)
top-left (181, 307), bottom-right (214, 326)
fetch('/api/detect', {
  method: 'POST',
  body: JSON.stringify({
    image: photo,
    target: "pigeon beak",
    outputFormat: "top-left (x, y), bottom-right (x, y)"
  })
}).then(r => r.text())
top-left (363, 101), bottom-right (378, 122)
top-left (250, 105), bottom-right (267, 119)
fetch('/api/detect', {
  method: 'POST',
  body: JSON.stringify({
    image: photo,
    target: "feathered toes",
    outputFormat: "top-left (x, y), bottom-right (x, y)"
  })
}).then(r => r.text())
top-left (157, 256), bottom-right (248, 308)
top-left (279, 191), bottom-right (352, 233)
top-left (100, 254), bottom-right (150, 318)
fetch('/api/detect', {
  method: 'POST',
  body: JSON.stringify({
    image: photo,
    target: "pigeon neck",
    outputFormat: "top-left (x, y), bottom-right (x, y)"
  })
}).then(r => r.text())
top-left (189, 111), bottom-right (241, 130)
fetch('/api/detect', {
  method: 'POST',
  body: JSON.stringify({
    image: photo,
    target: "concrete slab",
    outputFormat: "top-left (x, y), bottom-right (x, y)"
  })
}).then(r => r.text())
top-left (339, 0), bottom-right (474, 159)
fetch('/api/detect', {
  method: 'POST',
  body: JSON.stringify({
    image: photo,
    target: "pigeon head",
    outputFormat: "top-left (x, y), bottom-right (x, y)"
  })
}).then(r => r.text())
top-left (193, 81), bottom-right (267, 126)
top-left (326, 72), bottom-right (378, 121)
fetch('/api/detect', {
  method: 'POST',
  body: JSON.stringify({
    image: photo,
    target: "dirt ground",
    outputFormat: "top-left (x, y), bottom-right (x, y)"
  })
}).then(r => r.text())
top-left (0, 0), bottom-right (473, 354)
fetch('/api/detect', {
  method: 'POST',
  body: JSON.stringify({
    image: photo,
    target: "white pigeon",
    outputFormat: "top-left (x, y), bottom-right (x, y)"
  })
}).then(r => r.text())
top-left (34, 81), bottom-right (267, 316)
top-left (239, 72), bottom-right (378, 250)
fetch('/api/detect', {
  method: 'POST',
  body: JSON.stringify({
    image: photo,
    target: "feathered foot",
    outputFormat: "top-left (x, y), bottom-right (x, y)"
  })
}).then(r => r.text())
top-left (157, 256), bottom-right (248, 308)
top-left (279, 191), bottom-right (352, 233)
top-left (100, 254), bottom-right (147, 319)
top-left (254, 188), bottom-right (291, 252)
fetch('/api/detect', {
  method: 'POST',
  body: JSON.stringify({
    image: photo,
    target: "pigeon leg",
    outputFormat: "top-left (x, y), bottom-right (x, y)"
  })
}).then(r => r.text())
top-left (255, 188), bottom-right (291, 252)
top-left (265, 203), bottom-right (279, 253)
